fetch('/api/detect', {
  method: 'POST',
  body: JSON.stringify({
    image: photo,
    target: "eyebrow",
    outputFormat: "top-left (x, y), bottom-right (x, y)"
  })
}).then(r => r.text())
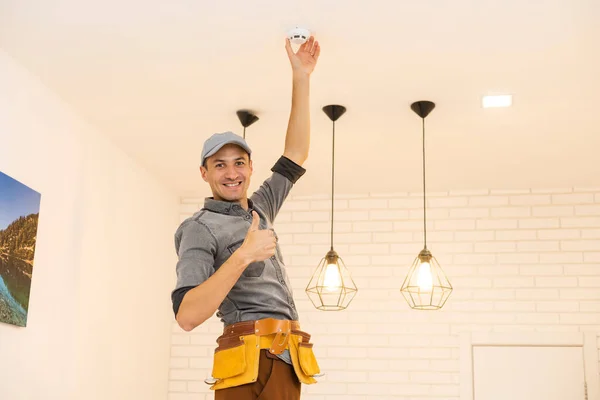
top-left (212, 157), bottom-right (247, 165)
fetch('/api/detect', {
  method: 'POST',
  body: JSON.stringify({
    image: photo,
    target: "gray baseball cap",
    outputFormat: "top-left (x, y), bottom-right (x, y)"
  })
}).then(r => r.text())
top-left (200, 131), bottom-right (252, 166)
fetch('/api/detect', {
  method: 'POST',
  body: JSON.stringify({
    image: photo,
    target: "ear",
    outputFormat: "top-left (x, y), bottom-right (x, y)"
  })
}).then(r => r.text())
top-left (200, 166), bottom-right (208, 182)
top-left (249, 159), bottom-right (253, 174)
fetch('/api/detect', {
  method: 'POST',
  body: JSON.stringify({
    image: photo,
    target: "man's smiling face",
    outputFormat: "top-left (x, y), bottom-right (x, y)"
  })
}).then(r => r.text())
top-left (200, 144), bottom-right (253, 203)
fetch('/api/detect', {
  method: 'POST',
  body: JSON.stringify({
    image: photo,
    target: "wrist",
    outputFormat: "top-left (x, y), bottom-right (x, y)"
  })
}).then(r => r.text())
top-left (234, 246), bottom-right (254, 266)
top-left (292, 71), bottom-right (310, 82)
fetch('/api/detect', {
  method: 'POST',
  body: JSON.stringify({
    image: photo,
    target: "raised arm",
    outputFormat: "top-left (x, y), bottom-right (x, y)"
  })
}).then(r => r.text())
top-left (283, 36), bottom-right (321, 166)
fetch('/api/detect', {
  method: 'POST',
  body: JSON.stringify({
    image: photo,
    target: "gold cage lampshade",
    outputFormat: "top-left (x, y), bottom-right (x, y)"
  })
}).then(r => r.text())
top-left (400, 100), bottom-right (452, 310)
top-left (306, 104), bottom-right (357, 311)
top-left (306, 249), bottom-right (357, 311)
top-left (400, 248), bottom-right (452, 310)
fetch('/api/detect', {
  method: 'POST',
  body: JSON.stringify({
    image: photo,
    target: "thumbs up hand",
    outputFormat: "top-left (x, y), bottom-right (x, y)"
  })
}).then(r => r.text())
top-left (240, 211), bottom-right (277, 264)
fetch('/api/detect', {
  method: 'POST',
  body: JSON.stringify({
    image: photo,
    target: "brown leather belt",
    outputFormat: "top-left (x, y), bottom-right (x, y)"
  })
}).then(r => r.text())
top-left (220, 318), bottom-right (310, 355)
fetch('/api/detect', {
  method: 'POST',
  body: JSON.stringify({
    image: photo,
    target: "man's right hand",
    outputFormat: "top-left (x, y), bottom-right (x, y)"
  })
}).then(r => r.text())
top-left (240, 211), bottom-right (277, 264)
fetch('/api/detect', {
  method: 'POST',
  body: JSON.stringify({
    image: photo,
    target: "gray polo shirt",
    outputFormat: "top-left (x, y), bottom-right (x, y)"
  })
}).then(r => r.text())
top-left (171, 156), bottom-right (306, 327)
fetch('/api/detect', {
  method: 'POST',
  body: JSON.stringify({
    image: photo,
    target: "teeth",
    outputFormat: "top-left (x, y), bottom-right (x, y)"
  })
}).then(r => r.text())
top-left (224, 183), bottom-right (240, 187)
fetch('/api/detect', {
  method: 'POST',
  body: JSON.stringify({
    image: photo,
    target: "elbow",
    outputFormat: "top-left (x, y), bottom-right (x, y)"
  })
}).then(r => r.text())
top-left (176, 310), bottom-right (206, 332)
top-left (298, 154), bottom-right (308, 166)
top-left (283, 151), bottom-right (308, 166)
top-left (177, 320), bottom-right (196, 332)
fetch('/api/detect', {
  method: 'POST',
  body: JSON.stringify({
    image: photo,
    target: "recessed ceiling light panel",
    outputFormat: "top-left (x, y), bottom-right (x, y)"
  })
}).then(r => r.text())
top-left (482, 94), bottom-right (512, 108)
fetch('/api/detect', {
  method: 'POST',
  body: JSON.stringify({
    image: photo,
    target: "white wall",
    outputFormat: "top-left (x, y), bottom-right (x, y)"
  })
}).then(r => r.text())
top-left (170, 187), bottom-right (600, 400)
top-left (0, 49), bottom-right (179, 400)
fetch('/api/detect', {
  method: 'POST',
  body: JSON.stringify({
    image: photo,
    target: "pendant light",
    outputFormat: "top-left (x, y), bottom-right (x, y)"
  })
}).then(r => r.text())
top-left (236, 110), bottom-right (259, 139)
top-left (400, 101), bottom-right (453, 310)
top-left (305, 105), bottom-right (358, 311)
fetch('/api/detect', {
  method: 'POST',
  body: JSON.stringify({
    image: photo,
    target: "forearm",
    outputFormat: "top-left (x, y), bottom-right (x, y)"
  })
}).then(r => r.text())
top-left (283, 72), bottom-right (311, 166)
top-left (176, 250), bottom-right (250, 331)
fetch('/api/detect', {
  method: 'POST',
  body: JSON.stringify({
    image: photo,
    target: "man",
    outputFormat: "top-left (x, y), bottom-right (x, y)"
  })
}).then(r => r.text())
top-left (171, 36), bottom-right (321, 400)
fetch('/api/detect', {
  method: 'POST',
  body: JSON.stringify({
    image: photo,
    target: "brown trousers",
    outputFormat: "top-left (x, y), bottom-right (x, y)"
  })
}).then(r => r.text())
top-left (214, 350), bottom-right (301, 400)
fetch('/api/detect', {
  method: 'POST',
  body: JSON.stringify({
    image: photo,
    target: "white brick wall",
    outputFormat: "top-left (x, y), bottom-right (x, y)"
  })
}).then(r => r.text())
top-left (169, 188), bottom-right (600, 400)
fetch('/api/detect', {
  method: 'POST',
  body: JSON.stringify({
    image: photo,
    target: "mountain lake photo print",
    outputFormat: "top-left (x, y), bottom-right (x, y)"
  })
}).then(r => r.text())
top-left (0, 171), bottom-right (41, 327)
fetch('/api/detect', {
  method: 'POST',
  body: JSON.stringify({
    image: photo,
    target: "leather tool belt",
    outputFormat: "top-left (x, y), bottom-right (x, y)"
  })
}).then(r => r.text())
top-left (208, 318), bottom-right (320, 390)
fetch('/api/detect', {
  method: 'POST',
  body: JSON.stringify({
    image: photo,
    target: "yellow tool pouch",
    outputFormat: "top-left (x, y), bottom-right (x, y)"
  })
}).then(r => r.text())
top-left (209, 319), bottom-right (321, 390)
top-left (288, 333), bottom-right (320, 384)
top-left (211, 334), bottom-right (260, 391)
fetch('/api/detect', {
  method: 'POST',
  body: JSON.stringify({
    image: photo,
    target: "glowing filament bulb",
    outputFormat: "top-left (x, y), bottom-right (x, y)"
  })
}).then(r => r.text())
top-left (417, 261), bottom-right (433, 292)
top-left (323, 263), bottom-right (342, 291)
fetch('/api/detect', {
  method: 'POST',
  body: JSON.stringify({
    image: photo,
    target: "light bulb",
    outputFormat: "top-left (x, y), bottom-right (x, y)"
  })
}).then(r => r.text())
top-left (416, 261), bottom-right (433, 292)
top-left (323, 263), bottom-right (342, 292)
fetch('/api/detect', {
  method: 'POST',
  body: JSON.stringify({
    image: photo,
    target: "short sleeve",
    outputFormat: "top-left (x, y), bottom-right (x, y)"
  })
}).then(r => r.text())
top-left (171, 219), bottom-right (217, 316)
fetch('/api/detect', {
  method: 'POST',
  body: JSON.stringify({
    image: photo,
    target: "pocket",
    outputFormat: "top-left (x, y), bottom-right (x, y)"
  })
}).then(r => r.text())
top-left (212, 339), bottom-right (246, 379)
top-left (298, 343), bottom-right (321, 377)
top-left (227, 239), bottom-right (266, 278)
top-left (288, 334), bottom-right (319, 385)
top-left (243, 261), bottom-right (266, 278)
top-left (211, 334), bottom-right (262, 391)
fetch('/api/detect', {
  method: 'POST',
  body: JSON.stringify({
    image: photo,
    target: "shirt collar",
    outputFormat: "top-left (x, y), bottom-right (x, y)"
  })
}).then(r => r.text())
top-left (203, 197), bottom-right (253, 216)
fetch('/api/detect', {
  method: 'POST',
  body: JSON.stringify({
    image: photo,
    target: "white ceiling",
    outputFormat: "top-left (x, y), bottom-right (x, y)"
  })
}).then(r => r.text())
top-left (1, 0), bottom-right (599, 198)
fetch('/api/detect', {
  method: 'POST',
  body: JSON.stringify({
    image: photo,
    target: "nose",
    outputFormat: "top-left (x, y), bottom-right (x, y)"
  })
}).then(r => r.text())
top-left (224, 165), bottom-right (239, 180)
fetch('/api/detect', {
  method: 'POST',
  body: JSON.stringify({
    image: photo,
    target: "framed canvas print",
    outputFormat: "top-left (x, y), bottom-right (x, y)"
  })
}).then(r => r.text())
top-left (0, 171), bottom-right (41, 327)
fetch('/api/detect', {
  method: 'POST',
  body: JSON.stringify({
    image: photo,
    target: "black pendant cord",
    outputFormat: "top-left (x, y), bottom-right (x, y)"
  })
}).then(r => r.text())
top-left (243, 126), bottom-right (246, 140)
top-left (330, 120), bottom-right (336, 251)
top-left (422, 117), bottom-right (427, 249)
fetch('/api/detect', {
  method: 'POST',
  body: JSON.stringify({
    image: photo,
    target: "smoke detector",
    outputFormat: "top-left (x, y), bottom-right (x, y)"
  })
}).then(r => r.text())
top-left (287, 27), bottom-right (310, 44)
